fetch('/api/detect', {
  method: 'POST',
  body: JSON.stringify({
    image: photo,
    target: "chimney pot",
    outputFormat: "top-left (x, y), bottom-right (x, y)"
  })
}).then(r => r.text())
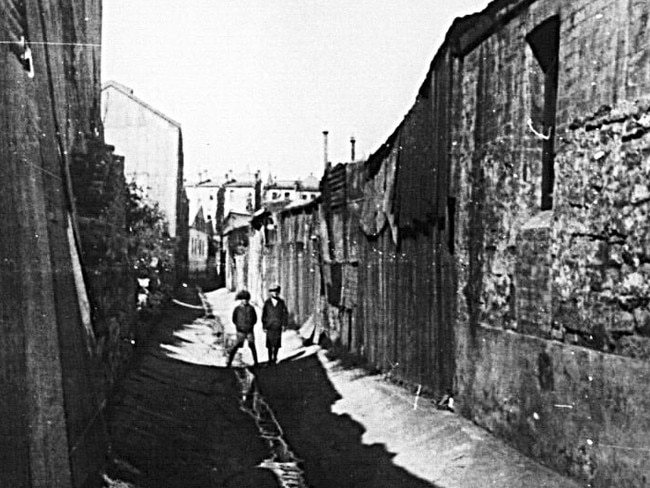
top-left (323, 131), bottom-right (329, 169)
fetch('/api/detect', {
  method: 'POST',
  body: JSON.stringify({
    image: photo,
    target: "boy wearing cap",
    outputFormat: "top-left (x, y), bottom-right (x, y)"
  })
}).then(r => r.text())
top-left (227, 290), bottom-right (259, 367)
top-left (262, 284), bottom-right (288, 364)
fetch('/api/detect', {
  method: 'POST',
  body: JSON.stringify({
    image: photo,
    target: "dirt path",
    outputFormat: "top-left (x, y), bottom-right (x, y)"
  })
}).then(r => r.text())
top-left (105, 289), bottom-right (582, 488)
top-left (254, 351), bottom-right (441, 488)
top-left (106, 306), bottom-right (279, 488)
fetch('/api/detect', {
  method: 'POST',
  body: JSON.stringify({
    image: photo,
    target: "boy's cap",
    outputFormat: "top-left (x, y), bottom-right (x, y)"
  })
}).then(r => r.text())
top-left (235, 290), bottom-right (251, 300)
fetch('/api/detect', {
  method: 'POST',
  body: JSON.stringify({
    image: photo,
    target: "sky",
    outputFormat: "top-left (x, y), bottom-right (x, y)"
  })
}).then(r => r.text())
top-left (101, 1), bottom-right (492, 183)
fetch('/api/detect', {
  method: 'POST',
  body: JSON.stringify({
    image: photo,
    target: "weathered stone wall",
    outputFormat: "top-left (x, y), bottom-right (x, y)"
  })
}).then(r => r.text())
top-left (71, 142), bottom-right (136, 395)
top-left (453, 1), bottom-right (650, 485)
top-left (556, 0), bottom-right (650, 126)
top-left (553, 102), bottom-right (650, 355)
top-left (464, 326), bottom-right (650, 487)
top-left (453, 4), bottom-right (546, 339)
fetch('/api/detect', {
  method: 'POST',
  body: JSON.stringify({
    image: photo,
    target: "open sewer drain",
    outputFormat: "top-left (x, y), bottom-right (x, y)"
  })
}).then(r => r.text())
top-left (235, 368), bottom-right (309, 488)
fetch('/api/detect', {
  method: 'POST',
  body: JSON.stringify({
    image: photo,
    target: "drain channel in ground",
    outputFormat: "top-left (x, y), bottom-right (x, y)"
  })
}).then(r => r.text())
top-left (235, 368), bottom-right (309, 488)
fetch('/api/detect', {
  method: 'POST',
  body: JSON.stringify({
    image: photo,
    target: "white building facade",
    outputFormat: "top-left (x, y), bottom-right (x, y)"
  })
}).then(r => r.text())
top-left (262, 174), bottom-right (320, 204)
top-left (102, 81), bottom-right (184, 237)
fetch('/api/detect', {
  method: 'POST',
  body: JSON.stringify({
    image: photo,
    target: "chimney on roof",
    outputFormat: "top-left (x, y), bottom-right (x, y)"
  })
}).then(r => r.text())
top-left (350, 136), bottom-right (356, 162)
top-left (323, 130), bottom-right (329, 169)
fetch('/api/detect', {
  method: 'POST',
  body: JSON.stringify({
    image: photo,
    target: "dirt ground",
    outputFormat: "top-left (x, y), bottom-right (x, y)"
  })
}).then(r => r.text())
top-left (103, 288), bottom-right (582, 488)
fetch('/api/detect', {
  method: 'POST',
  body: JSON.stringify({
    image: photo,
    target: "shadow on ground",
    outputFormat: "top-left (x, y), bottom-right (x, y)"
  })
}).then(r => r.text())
top-left (106, 304), bottom-right (279, 488)
top-left (255, 352), bottom-right (440, 488)
top-left (107, 300), bottom-right (439, 488)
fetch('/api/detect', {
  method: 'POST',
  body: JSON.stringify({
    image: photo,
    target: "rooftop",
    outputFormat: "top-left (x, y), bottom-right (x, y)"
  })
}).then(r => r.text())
top-left (223, 171), bottom-right (259, 188)
top-left (265, 174), bottom-right (320, 191)
top-left (102, 81), bottom-right (182, 129)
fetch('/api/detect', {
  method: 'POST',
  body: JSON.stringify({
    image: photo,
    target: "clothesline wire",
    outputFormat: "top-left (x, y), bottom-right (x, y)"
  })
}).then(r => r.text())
top-left (0, 40), bottom-right (101, 47)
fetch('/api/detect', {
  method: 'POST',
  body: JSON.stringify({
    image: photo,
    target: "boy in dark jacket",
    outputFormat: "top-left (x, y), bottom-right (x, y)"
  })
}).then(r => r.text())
top-left (261, 284), bottom-right (288, 364)
top-left (227, 290), bottom-right (259, 367)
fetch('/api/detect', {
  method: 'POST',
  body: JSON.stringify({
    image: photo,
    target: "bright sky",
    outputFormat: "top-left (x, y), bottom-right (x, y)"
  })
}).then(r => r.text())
top-left (101, 1), bottom-right (491, 183)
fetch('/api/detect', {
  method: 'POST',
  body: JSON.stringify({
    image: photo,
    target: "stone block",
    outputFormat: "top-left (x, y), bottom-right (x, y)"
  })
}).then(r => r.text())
top-left (609, 310), bottom-right (636, 334)
top-left (634, 307), bottom-right (650, 336)
top-left (615, 335), bottom-right (650, 360)
top-left (578, 321), bottom-right (609, 351)
top-left (566, 332), bottom-right (580, 344)
top-left (550, 325), bottom-right (565, 341)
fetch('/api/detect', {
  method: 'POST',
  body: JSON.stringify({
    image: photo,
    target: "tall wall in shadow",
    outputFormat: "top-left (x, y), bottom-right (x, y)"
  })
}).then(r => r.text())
top-left (0, 1), bottom-right (108, 486)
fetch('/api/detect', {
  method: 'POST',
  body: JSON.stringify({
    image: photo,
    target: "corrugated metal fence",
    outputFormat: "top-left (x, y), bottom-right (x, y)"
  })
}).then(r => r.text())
top-left (242, 53), bottom-right (457, 397)
top-left (248, 203), bottom-right (324, 335)
top-left (300, 52), bottom-right (456, 397)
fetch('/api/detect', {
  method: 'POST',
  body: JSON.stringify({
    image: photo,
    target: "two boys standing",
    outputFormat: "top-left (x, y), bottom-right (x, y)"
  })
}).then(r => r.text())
top-left (226, 284), bottom-right (288, 367)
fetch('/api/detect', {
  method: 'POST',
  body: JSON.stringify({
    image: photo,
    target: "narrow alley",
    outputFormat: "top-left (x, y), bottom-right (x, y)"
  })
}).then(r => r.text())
top-left (4, 1), bottom-right (650, 487)
top-left (106, 289), bottom-right (581, 488)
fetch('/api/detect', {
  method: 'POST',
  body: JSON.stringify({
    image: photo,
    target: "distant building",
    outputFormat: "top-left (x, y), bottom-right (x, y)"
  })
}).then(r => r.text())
top-left (101, 81), bottom-right (185, 238)
top-left (188, 206), bottom-right (210, 273)
top-left (214, 170), bottom-right (261, 247)
top-left (263, 173), bottom-right (320, 204)
top-left (222, 211), bottom-right (253, 291)
top-left (209, 170), bottom-right (319, 287)
top-left (221, 171), bottom-right (262, 217)
top-left (185, 178), bottom-right (222, 234)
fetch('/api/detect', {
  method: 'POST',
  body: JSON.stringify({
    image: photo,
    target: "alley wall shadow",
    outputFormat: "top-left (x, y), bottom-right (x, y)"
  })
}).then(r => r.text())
top-left (106, 304), bottom-right (279, 488)
top-left (255, 353), bottom-right (440, 488)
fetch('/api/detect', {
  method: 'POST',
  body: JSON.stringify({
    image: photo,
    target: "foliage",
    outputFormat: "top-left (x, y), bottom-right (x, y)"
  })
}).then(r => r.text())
top-left (79, 175), bottom-right (178, 389)
top-left (126, 182), bottom-right (177, 277)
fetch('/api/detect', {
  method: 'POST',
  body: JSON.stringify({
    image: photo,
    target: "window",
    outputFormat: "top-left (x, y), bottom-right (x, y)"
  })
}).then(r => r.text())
top-left (284, 192), bottom-right (290, 199)
top-left (301, 194), bottom-right (307, 200)
top-left (272, 192), bottom-right (278, 199)
top-left (526, 15), bottom-right (560, 210)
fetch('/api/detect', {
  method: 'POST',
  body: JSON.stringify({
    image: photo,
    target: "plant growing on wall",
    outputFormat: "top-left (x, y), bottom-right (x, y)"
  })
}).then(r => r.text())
top-left (126, 183), bottom-right (176, 273)
top-left (125, 182), bottom-right (177, 311)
